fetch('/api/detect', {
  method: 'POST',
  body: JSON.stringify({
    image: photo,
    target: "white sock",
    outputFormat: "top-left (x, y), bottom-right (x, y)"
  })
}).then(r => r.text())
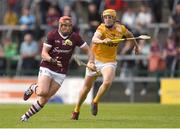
top-left (30, 83), bottom-right (38, 93)
top-left (24, 100), bottom-right (43, 119)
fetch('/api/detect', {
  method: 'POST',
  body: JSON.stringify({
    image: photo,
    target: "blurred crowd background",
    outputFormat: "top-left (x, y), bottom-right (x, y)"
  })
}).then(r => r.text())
top-left (0, 0), bottom-right (179, 85)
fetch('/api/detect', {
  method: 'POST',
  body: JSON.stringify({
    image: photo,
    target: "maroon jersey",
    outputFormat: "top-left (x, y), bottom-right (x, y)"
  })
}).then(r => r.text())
top-left (40, 29), bottom-right (85, 74)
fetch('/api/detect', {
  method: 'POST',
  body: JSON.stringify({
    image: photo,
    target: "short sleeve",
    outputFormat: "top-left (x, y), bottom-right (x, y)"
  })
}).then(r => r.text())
top-left (96, 24), bottom-right (104, 34)
top-left (44, 32), bottom-right (54, 46)
top-left (121, 25), bottom-right (127, 34)
top-left (74, 33), bottom-right (85, 47)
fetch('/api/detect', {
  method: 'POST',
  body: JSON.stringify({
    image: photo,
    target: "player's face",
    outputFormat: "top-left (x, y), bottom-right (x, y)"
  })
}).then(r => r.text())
top-left (59, 20), bottom-right (72, 36)
top-left (103, 15), bottom-right (115, 27)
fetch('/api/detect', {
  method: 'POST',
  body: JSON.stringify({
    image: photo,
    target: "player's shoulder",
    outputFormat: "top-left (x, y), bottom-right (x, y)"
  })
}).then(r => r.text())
top-left (98, 23), bottom-right (106, 28)
top-left (70, 31), bottom-right (82, 39)
top-left (47, 29), bottom-right (58, 37)
top-left (115, 22), bottom-right (127, 33)
top-left (69, 32), bottom-right (83, 42)
top-left (96, 23), bottom-right (106, 32)
top-left (115, 22), bottom-right (125, 28)
top-left (71, 31), bottom-right (80, 36)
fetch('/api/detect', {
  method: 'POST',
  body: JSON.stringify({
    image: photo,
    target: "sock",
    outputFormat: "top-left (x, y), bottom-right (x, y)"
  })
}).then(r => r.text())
top-left (74, 106), bottom-right (80, 113)
top-left (93, 97), bottom-right (98, 104)
top-left (30, 83), bottom-right (38, 94)
top-left (93, 84), bottom-right (109, 103)
top-left (24, 100), bottom-right (43, 119)
top-left (74, 92), bottom-right (89, 112)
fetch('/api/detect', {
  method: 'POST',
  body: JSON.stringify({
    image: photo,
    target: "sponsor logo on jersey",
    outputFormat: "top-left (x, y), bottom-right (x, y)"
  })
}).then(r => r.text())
top-left (63, 39), bottom-right (72, 46)
top-left (53, 47), bottom-right (72, 54)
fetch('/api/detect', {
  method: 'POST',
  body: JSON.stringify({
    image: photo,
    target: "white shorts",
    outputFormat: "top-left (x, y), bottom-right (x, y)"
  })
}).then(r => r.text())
top-left (38, 67), bottom-right (66, 86)
top-left (85, 60), bottom-right (117, 77)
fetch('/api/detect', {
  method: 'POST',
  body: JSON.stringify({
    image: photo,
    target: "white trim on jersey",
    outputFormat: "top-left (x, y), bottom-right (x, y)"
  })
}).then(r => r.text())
top-left (58, 30), bottom-right (68, 39)
top-left (80, 42), bottom-right (87, 48)
top-left (43, 43), bottom-right (52, 48)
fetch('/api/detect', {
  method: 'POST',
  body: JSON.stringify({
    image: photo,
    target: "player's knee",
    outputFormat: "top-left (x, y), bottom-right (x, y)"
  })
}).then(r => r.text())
top-left (103, 80), bottom-right (112, 88)
top-left (39, 97), bottom-right (48, 105)
top-left (84, 85), bottom-right (91, 92)
top-left (37, 89), bottom-right (49, 97)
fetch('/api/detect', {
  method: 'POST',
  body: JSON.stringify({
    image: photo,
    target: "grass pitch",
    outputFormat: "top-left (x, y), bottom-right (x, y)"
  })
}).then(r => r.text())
top-left (0, 103), bottom-right (180, 128)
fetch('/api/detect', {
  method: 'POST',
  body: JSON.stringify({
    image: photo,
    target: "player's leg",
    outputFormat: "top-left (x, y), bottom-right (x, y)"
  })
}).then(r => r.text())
top-left (23, 71), bottom-right (63, 100)
top-left (44, 71), bottom-right (65, 101)
top-left (20, 75), bottom-right (51, 122)
top-left (23, 83), bottom-right (38, 101)
top-left (74, 76), bottom-right (95, 112)
top-left (46, 79), bottom-right (61, 100)
top-left (94, 66), bottom-right (115, 102)
top-left (92, 66), bottom-right (116, 116)
top-left (71, 75), bottom-right (96, 120)
top-left (23, 68), bottom-right (51, 101)
top-left (34, 80), bottom-right (60, 110)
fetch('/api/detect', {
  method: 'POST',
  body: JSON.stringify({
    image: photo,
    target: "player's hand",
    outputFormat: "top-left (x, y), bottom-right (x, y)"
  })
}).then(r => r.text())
top-left (103, 38), bottom-right (112, 44)
top-left (56, 60), bottom-right (62, 67)
top-left (87, 61), bottom-right (96, 71)
top-left (135, 46), bottom-right (140, 55)
top-left (50, 57), bottom-right (62, 67)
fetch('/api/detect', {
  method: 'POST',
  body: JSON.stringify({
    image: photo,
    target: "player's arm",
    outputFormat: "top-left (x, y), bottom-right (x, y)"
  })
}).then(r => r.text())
top-left (121, 30), bottom-right (140, 55)
top-left (92, 31), bottom-right (111, 44)
top-left (41, 44), bottom-right (61, 66)
top-left (41, 44), bottom-right (52, 62)
top-left (80, 43), bottom-right (96, 71)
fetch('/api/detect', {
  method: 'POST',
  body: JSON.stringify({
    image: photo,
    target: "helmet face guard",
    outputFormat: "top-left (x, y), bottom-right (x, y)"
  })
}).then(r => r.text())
top-left (102, 9), bottom-right (116, 20)
top-left (59, 16), bottom-right (72, 36)
top-left (102, 9), bottom-right (116, 28)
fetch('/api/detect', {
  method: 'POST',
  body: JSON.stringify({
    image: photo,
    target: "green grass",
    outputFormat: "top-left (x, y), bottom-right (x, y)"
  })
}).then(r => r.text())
top-left (0, 103), bottom-right (180, 128)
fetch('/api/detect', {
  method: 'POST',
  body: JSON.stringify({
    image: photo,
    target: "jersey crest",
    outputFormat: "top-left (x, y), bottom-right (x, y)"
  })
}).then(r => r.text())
top-left (63, 39), bottom-right (72, 46)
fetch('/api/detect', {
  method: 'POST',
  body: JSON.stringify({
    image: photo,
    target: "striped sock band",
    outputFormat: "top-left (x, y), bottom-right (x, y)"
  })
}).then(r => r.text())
top-left (30, 83), bottom-right (38, 94)
top-left (25, 100), bottom-right (43, 118)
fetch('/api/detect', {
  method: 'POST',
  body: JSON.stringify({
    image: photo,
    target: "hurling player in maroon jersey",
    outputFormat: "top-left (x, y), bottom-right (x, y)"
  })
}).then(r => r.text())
top-left (20, 16), bottom-right (96, 122)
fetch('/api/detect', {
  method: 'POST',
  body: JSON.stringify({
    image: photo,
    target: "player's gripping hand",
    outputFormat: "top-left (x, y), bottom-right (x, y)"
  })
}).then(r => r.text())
top-left (87, 61), bottom-right (96, 71)
top-left (135, 46), bottom-right (140, 55)
top-left (103, 38), bottom-right (112, 44)
top-left (50, 57), bottom-right (62, 67)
